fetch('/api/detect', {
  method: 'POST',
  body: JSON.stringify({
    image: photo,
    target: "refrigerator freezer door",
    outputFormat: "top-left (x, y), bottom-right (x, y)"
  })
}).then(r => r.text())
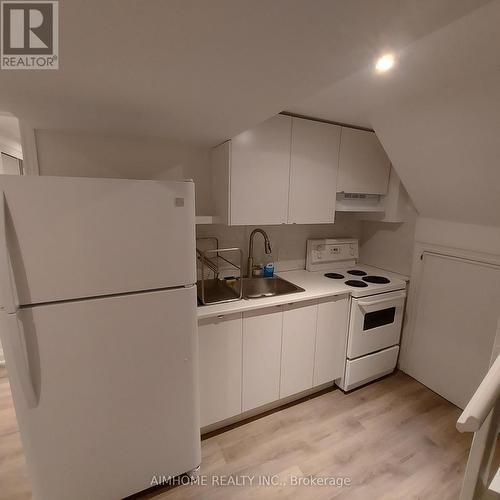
top-left (4, 286), bottom-right (200, 500)
top-left (0, 176), bottom-right (196, 306)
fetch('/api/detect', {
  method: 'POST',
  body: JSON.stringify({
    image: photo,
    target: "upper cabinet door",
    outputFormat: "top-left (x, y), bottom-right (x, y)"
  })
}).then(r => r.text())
top-left (288, 118), bottom-right (340, 224)
top-left (230, 115), bottom-right (291, 225)
top-left (337, 127), bottom-right (391, 195)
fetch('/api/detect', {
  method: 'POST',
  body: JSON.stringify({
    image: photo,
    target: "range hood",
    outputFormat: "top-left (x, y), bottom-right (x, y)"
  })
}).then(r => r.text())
top-left (335, 168), bottom-right (414, 223)
top-left (335, 193), bottom-right (385, 212)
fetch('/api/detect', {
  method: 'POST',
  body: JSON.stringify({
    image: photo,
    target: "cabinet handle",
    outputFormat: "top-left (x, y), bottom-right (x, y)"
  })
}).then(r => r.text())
top-left (216, 315), bottom-right (224, 319)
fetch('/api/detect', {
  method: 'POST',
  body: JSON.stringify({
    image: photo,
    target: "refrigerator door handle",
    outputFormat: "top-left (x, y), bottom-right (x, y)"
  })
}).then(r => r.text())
top-left (5, 313), bottom-right (37, 408)
top-left (0, 192), bottom-right (19, 313)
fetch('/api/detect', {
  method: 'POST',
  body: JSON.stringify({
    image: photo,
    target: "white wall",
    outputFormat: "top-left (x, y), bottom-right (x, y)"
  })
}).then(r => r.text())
top-left (0, 154), bottom-right (22, 175)
top-left (34, 127), bottom-right (415, 276)
top-left (414, 217), bottom-right (500, 256)
top-left (33, 129), bottom-right (372, 274)
top-left (359, 208), bottom-right (417, 277)
top-left (0, 113), bottom-right (22, 159)
top-left (197, 214), bottom-right (363, 274)
top-left (35, 129), bottom-right (213, 215)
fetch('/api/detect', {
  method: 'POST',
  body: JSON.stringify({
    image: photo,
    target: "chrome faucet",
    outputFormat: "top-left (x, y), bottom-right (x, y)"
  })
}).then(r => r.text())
top-left (247, 228), bottom-right (272, 278)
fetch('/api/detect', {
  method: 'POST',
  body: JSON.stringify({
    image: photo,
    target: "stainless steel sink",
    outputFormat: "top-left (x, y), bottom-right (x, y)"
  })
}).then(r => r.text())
top-left (241, 276), bottom-right (304, 299)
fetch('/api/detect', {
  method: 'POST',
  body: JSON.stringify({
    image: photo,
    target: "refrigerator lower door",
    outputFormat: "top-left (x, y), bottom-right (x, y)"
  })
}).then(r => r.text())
top-left (3, 286), bottom-right (200, 500)
top-left (0, 175), bottom-right (196, 306)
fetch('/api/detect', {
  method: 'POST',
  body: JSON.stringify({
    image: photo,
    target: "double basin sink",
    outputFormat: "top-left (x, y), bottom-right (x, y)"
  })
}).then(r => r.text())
top-left (197, 276), bottom-right (304, 305)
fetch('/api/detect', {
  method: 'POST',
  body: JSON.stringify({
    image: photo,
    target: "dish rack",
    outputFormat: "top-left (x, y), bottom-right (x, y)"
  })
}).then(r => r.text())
top-left (196, 237), bottom-right (243, 305)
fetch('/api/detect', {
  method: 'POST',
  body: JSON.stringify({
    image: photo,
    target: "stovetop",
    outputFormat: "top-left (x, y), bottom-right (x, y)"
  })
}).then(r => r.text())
top-left (318, 266), bottom-right (406, 297)
top-left (305, 239), bottom-right (407, 297)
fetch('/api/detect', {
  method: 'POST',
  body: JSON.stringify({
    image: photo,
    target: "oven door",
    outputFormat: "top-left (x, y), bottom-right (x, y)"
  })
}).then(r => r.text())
top-left (347, 290), bottom-right (406, 359)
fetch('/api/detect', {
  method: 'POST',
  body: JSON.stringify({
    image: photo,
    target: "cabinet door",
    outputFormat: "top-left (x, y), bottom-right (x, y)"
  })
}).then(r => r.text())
top-left (242, 306), bottom-right (283, 411)
top-left (198, 313), bottom-right (242, 427)
top-left (314, 294), bottom-right (349, 386)
top-left (337, 127), bottom-right (391, 195)
top-left (280, 300), bottom-right (318, 398)
top-left (230, 115), bottom-right (291, 225)
top-left (288, 118), bottom-right (340, 224)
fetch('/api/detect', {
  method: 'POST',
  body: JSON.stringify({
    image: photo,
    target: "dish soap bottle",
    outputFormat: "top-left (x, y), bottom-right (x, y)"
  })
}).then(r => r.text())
top-left (263, 255), bottom-right (274, 277)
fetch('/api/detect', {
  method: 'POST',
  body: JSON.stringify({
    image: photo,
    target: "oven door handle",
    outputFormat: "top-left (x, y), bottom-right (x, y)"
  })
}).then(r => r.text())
top-left (356, 291), bottom-right (406, 309)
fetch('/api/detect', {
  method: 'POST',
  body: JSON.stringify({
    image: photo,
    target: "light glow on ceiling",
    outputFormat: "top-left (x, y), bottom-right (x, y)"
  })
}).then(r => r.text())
top-left (375, 53), bottom-right (395, 73)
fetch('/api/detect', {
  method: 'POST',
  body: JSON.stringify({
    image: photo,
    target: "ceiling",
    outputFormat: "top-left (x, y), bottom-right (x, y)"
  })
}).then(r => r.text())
top-left (0, 0), bottom-right (492, 146)
top-left (288, 0), bottom-right (500, 130)
top-left (290, 0), bottom-right (500, 226)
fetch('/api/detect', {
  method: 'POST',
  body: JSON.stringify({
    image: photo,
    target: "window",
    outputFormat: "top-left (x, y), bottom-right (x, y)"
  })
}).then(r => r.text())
top-left (363, 307), bottom-right (396, 331)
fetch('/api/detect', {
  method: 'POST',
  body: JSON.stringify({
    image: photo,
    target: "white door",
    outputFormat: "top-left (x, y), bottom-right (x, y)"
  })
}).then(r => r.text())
top-left (404, 252), bottom-right (500, 408)
top-left (242, 306), bottom-right (283, 411)
top-left (230, 115), bottom-right (291, 225)
top-left (0, 176), bottom-right (196, 305)
top-left (1, 286), bottom-right (200, 500)
top-left (314, 294), bottom-right (349, 386)
top-left (337, 127), bottom-right (391, 195)
top-left (280, 300), bottom-right (317, 398)
top-left (288, 118), bottom-right (340, 224)
top-left (198, 313), bottom-right (242, 427)
top-left (347, 290), bottom-right (406, 359)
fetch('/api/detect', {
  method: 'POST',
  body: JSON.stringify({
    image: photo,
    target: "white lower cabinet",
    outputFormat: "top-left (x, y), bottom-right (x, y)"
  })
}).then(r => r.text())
top-left (198, 294), bottom-right (350, 427)
top-left (280, 300), bottom-right (318, 398)
top-left (242, 306), bottom-right (283, 412)
top-left (198, 313), bottom-right (243, 427)
top-left (314, 294), bottom-right (349, 385)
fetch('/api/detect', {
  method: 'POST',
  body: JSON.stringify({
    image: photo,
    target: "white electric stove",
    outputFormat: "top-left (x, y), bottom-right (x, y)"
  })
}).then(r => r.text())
top-left (306, 238), bottom-right (407, 391)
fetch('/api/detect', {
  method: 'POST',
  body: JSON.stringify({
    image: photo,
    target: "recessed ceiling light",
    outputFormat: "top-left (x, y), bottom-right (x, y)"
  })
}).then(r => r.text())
top-left (375, 54), bottom-right (395, 73)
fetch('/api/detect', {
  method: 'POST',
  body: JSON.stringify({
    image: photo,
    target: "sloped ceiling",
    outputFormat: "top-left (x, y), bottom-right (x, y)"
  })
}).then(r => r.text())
top-left (0, 0), bottom-right (491, 145)
top-left (290, 0), bottom-right (500, 227)
top-left (1, 1), bottom-right (497, 226)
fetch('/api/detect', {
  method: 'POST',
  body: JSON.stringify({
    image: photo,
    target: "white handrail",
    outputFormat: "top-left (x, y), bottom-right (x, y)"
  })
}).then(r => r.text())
top-left (457, 353), bottom-right (500, 433)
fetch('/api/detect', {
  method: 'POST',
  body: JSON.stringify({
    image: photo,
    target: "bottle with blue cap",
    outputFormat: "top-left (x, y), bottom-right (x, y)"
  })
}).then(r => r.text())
top-left (262, 256), bottom-right (274, 278)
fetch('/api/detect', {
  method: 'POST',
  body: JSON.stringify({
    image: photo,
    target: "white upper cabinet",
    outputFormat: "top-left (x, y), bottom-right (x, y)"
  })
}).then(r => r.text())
top-left (210, 115), bottom-right (394, 224)
top-left (230, 114), bottom-right (292, 225)
top-left (288, 118), bottom-right (340, 224)
top-left (337, 127), bottom-right (391, 195)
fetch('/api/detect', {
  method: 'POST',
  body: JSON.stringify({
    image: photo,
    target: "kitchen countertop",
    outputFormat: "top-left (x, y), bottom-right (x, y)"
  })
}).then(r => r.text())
top-left (197, 265), bottom-right (409, 320)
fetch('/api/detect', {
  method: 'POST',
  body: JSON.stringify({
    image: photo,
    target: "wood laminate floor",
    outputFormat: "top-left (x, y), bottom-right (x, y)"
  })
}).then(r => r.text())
top-left (0, 369), bottom-right (471, 500)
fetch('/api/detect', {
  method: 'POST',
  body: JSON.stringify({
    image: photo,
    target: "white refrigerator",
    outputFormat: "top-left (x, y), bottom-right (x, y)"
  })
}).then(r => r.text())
top-left (0, 175), bottom-right (201, 500)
